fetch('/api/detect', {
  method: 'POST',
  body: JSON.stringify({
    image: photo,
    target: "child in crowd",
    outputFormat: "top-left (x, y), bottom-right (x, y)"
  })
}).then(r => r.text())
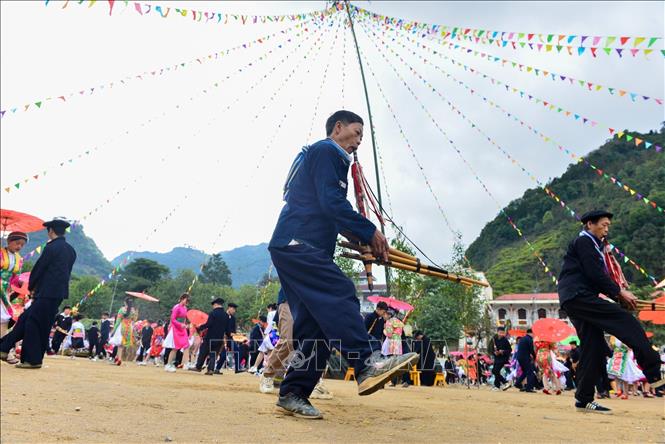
top-left (69, 314), bottom-right (86, 352)
top-left (88, 321), bottom-right (100, 361)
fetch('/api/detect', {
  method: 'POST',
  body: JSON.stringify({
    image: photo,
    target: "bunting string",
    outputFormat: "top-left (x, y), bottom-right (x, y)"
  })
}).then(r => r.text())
top-left (359, 29), bottom-right (560, 285)
top-left (351, 3), bottom-right (663, 58)
top-left (362, 17), bottom-right (664, 147)
top-left (47, 0), bottom-right (335, 25)
top-left (402, 33), bottom-right (662, 106)
top-left (186, 13), bottom-right (343, 293)
top-left (361, 22), bottom-right (664, 215)
top-left (76, 19), bottom-right (334, 307)
top-left (22, 17), bottom-right (328, 268)
top-left (1, 17), bottom-right (317, 119)
top-left (3, 20), bottom-right (321, 194)
top-left (365, 24), bottom-right (658, 284)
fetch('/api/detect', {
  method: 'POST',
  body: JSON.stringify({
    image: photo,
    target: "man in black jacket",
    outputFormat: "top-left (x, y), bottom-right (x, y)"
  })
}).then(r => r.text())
top-left (191, 298), bottom-right (228, 375)
top-left (0, 219), bottom-right (77, 368)
top-left (98, 312), bottom-right (111, 358)
top-left (489, 327), bottom-right (512, 390)
top-left (558, 210), bottom-right (663, 414)
top-left (513, 329), bottom-right (536, 392)
top-left (364, 301), bottom-right (388, 352)
top-left (48, 305), bottom-right (72, 355)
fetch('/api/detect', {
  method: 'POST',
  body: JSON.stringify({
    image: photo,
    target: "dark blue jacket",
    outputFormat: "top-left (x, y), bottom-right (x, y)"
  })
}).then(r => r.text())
top-left (198, 307), bottom-right (228, 341)
top-left (515, 334), bottom-right (535, 361)
top-left (557, 232), bottom-right (621, 306)
top-left (100, 319), bottom-right (111, 339)
top-left (269, 138), bottom-right (377, 257)
top-left (28, 236), bottom-right (77, 301)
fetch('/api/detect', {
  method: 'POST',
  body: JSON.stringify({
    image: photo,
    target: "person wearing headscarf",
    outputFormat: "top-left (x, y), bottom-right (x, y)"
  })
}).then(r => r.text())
top-left (0, 231), bottom-right (28, 340)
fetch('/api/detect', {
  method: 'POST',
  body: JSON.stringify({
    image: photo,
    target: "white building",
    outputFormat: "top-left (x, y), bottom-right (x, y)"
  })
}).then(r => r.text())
top-left (489, 293), bottom-right (571, 329)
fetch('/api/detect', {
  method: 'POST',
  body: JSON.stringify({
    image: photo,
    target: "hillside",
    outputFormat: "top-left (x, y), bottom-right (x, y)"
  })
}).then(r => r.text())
top-left (111, 243), bottom-right (272, 287)
top-left (466, 128), bottom-right (665, 296)
top-left (23, 223), bottom-right (112, 277)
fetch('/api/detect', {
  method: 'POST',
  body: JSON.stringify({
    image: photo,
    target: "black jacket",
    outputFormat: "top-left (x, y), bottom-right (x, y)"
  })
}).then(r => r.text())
top-left (88, 326), bottom-right (100, 343)
top-left (53, 313), bottom-right (72, 335)
top-left (198, 307), bottom-right (228, 341)
top-left (100, 319), bottom-right (111, 339)
top-left (515, 335), bottom-right (535, 361)
top-left (491, 336), bottom-right (512, 363)
top-left (249, 324), bottom-right (264, 351)
top-left (364, 311), bottom-right (385, 340)
top-left (28, 236), bottom-right (77, 301)
top-left (557, 232), bottom-right (620, 306)
top-left (225, 313), bottom-right (237, 337)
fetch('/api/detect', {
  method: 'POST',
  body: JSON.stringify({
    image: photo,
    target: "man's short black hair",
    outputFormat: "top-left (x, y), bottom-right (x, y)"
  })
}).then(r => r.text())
top-left (571, 340), bottom-right (578, 346)
top-left (325, 110), bottom-right (364, 136)
top-left (63, 305), bottom-right (72, 310)
top-left (102, 311), bottom-right (109, 317)
top-left (51, 226), bottom-right (67, 236)
top-left (376, 301), bottom-right (389, 310)
top-left (259, 315), bottom-right (267, 323)
top-left (526, 328), bottom-right (533, 334)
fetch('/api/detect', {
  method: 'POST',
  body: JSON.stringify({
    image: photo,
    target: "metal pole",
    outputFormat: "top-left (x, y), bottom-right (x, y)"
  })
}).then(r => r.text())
top-left (344, 1), bottom-right (391, 294)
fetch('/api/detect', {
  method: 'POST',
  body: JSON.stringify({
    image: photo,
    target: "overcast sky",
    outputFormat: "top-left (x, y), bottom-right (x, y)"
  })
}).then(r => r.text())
top-left (1, 1), bottom-right (663, 273)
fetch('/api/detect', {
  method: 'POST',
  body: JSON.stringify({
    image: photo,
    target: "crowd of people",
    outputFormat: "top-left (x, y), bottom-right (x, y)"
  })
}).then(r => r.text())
top-left (1, 113), bottom-right (664, 423)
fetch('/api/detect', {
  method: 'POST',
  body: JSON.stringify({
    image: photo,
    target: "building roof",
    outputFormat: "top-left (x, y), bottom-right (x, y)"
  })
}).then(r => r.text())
top-left (493, 293), bottom-right (558, 301)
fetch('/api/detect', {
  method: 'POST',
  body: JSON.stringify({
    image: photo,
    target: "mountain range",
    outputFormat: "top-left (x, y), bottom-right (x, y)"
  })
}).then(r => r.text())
top-left (22, 227), bottom-right (271, 287)
top-left (465, 128), bottom-right (664, 295)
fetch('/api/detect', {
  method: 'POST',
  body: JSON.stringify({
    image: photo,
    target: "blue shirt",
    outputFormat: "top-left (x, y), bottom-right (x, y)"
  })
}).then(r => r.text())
top-left (269, 138), bottom-right (377, 258)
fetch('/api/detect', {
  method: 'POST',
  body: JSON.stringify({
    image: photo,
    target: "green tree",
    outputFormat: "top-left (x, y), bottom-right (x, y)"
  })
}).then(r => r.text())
top-left (121, 258), bottom-right (170, 293)
top-left (334, 237), bottom-right (361, 286)
top-left (389, 230), bottom-right (421, 301)
top-left (199, 253), bottom-right (232, 286)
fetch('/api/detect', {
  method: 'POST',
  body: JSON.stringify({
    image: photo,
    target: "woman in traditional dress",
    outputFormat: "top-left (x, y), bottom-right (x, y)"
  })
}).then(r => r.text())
top-left (108, 297), bottom-right (138, 365)
top-left (163, 293), bottom-right (190, 373)
top-left (535, 339), bottom-right (562, 395)
top-left (149, 320), bottom-right (165, 366)
top-left (1, 232), bottom-right (28, 342)
top-left (607, 337), bottom-right (632, 399)
top-left (381, 310), bottom-right (404, 356)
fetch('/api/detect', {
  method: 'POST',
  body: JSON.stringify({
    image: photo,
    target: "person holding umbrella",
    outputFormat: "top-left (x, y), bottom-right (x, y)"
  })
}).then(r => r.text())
top-left (1, 231), bottom-right (29, 341)
top-left (558, 210), bottom-right (664, 413)
top-left (108, 297), bottom-right (138, 366)
top-left (0, 219), bottom-right (76, 368)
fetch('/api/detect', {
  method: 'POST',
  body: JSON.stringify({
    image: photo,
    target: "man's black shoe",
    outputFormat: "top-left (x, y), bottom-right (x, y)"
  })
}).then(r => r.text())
top-left (575, 400), bottom-right (612, 414)
top-left (357, 352), bottom-right (419, 396)
top-left (276, 393), bottom-right (322, 419)
top-left (205, 370), bottom-right (214, 375)
top-left (213, 370), bottom-right (223, 375)
top-left (188, 367), bottom-right (202, 373)
top-left (520, 388), bottom-right (536, 393)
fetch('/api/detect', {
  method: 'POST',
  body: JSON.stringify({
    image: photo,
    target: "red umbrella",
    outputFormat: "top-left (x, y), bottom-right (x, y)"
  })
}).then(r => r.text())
top-left (367, 295), bottom-right (414, 311)
top-left (533, 318), bottom-right (572, 342)
top-left (124, 291), bottom-right (159, 303)
top-left (508, 329), bottom-right (526, 338)
top-left (0, 209), bottom-right (44, 234)
top-left (187, 309), bottom-right (208, 327)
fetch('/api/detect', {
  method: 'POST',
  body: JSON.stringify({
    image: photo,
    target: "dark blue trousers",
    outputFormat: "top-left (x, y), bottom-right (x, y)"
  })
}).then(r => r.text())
top-left (0, 298), bottom-right (61, 365)
top-left (515, 358), bottom-right (536, 390)
top-left (270, 245), bottom-right (373, 399)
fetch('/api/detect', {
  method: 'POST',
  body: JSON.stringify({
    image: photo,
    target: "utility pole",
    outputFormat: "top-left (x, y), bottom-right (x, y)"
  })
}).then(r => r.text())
top-left (344, 1), bottom-right (391, 294)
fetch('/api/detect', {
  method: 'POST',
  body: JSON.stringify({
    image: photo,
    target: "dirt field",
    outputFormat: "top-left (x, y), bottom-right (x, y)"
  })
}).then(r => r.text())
top-left (1, 356), bottom-right (663, 443)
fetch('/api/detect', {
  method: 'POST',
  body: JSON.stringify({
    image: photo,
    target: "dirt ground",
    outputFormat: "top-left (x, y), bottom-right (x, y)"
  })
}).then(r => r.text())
top-left (1, 356), bottom-right (663, 443)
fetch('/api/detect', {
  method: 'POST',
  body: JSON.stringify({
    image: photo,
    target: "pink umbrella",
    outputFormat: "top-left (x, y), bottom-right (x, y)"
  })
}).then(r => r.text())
top-left (367, 295), bottom-right (414, 311)
top-left (125, 291), bottom-right (159, 303)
